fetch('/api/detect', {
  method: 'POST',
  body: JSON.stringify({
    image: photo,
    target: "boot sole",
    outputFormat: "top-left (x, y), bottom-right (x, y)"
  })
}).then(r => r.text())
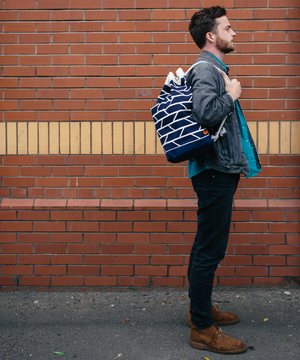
top-left (188, 318), bottom-right (239, 327)
top-left (190, 339), bottom-right (247, 355)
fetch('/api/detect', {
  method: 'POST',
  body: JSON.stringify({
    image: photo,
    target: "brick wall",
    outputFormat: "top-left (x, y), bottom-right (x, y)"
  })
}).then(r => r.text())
top-left (0, 198), bottom-right (299, 288)
top-left (0, 0), bottom-right (299, 288)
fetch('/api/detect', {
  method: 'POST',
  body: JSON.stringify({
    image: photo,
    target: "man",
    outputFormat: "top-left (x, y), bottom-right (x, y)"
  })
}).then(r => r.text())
top-left (186, 6), bottom-right (261, 355)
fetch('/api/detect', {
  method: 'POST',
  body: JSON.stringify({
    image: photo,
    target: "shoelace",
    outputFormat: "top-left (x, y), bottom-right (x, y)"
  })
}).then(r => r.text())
top-left (216, 326), bottom-right (226, 341)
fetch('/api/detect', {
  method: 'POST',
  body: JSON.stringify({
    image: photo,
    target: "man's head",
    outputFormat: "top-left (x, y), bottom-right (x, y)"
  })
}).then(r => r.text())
top-left (189, 6), bottom-right (236, 54)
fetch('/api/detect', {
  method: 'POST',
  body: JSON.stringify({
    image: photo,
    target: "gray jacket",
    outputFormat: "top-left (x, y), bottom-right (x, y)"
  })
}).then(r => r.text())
top-left (187, 51), bottom-right (261, 176)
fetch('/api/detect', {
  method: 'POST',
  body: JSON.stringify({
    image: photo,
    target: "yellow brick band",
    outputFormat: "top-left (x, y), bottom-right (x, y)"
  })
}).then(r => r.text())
top-left (0, 121), bottom-right (299, 156)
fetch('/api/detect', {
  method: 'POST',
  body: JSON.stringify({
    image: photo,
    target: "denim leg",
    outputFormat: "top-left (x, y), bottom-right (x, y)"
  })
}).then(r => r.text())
top-left (188, 169), bottom-right (240, 329)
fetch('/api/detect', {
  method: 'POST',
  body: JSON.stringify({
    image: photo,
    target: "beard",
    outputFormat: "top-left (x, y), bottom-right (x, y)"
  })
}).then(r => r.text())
top-left (215, 35), bottom-right (235, 54)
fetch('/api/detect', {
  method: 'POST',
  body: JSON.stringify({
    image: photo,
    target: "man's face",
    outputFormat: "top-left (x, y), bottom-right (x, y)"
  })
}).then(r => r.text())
top-left (214, 16), bottom-right (236, 54)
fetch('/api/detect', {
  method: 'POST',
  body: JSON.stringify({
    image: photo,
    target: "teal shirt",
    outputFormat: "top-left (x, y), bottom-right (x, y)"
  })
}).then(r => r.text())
top-left (188, 53), bottom-right (261, 179)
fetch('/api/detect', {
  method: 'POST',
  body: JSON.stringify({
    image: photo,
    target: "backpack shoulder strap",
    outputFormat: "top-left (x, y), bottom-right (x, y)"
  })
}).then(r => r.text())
top-left (185, 61), bottom-right (230, 81)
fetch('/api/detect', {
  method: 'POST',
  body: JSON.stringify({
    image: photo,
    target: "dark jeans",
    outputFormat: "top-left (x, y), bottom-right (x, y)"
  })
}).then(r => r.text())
top-left (188, 169), bottom-right (240, 329)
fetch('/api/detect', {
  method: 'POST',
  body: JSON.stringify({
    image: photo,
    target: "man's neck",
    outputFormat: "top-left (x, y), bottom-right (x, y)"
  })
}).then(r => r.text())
top-left (201, 47), bottom-right (225, 62)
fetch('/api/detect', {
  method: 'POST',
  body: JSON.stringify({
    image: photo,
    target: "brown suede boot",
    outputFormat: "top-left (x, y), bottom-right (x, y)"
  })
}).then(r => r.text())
top-left (190, 323), bottom-right (247, 354)
top-left (188, 303), bottom-right (239, 327)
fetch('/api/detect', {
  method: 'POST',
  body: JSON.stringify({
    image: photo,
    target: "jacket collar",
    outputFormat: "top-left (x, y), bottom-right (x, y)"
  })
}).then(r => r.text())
top-left (198, 50), bottom-right (230, 74)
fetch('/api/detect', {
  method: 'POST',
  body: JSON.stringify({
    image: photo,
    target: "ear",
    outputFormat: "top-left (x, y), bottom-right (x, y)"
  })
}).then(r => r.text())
top-left (206, 32), bottom-right (216, 44)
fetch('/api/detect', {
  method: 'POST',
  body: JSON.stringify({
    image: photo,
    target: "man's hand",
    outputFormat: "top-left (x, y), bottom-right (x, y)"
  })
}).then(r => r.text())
top-left (221, 73), bottom-right (241, 102)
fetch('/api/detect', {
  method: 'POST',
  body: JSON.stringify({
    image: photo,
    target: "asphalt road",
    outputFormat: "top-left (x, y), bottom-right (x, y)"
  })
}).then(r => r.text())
top-left (0, 286), bottom-right (299, 360)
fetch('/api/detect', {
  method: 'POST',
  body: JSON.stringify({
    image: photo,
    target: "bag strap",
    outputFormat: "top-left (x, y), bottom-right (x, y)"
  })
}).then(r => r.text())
top-left (185, 60), bottom-right (230, 142)
top-left (184, 60), bottom-right (230, 81)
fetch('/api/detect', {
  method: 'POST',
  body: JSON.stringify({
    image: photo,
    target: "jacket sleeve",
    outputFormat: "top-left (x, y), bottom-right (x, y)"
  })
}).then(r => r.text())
top-left (189, 64), bottom-right (235, 128)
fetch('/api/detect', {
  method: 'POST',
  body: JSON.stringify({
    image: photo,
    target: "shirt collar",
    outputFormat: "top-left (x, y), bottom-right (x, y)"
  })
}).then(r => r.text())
top-left (207, 52), bottom-right (230, 71)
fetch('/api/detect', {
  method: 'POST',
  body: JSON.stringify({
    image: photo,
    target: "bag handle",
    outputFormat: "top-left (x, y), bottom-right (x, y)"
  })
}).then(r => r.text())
top-left (185, 60), bottom-right (230, 142)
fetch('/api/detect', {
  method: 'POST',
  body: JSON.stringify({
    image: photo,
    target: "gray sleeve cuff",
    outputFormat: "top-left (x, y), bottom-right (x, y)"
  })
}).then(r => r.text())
top-left (224, 93), bottom-right (235, 114)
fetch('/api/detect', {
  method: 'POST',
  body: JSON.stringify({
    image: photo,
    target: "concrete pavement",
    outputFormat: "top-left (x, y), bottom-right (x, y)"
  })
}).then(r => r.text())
top-left (0, 286), bottom-right (299, 360)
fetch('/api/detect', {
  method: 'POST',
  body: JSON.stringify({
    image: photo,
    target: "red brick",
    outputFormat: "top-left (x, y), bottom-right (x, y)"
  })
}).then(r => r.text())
top-left (169, 245), bottom-right (192, 254)
top-left (118, 277), bottom-right (150, 287)
top-left (0, 211), bottom-right (16, 220)
top-left (167, 222), bottom-right (197, 233)
top-left (287, 256), bottom-right (300, 266)
top-left (215, 267), bottom-right (235, 277)
top-left (71, 44), bottom-right (103, 54)
top-left (0, 276), bottom-right (17, 286)
top-left (134, 222), bottom-right (166, 233)
top-left (85, 255), bottom-right (116, 265)
top-left (1, 199), bottom-right (34, 210)
top-left (253, 277), bottom-right (286, 287)
top-left (270, 245), bottom-right (300, 255)
top-left (18, 233), bottom-right (49, 243)
top-left (167, 199), bottom-right (197, 210)
top-left (270, 267), bottom-right (300, 277)
top-left (152, 255), bottom-right (184, 266)
top-left (33, 222), bottom-right (65, 232)
top-left (237, 267), bottom-right (268, 277)
top-left (254, 256), bottom-right (286, 266)
top-left (19, 255), bottom-right (50, 265)
top-left (117, 211), bottom-right (149, 222)
top-left (1, 222), bottom-right (32, 232)
top-left (2, 265), bottom-right (33, 275)
top-left (151, 233), bottom-right (183, 244)
top-left (151, 277), bottom-right (184, 287)
top-left (169, 266), bottom-right (189, 277)
top-left (117, 233), bottom-right (149, 244)
top-left (52, 277), bottom-right (84, 286)
top-left (286, 212), bottom-right (300, 222)
top-left (35, 244), bottom-right (66, 254)
top-left (0, 255), bottom-right (17, 264)
top-left (235, 223), bottom-right (268, 233)
top-left (50, 233), bottom-right (82, 243)
top-left (67, 223), bottom-right (98, 233)
top-left (221, 255), bottom-right (252, 266)
top-left (19, 10), bottom-right (51, 20)
top-left (84, 233), bottom-right (116, 244)
top-left (235, 245), bottom-right (268, 255)
top-left (252, 234), bottom-right (285, 244)
top-left (51, 211), bottom-right (82, 221)
top-left (68, 244), bottom-right (99, 254)
top-left (269, 200), bottom-right (300, 210)
top-left (287, 235), bottom-right (300, 244)
top-left (51, 255), bottom-right (83, 265)
top-left (102, 266), bottom-right (133, 276)
top-left (100, 222), bottom-right (132, 233)
top-left (36, 266), bottom-right (66, 275)
top-left (20, 276), bottom-right (51, 286)
top-left (4, 46), bottom-right (35, 56)
top-left (219, 277), bottom-right (252, 286)
top-left (102, 244), bottom-right (133, 254)
top-left (135, 266), bottom-right (167, 276)
top-left (85, 277), bottom-right (117, 286)
top-left (270, 223), bottom-right (300, 233)
top-left (134, 200), bottom-right (167, 211)
top-left (20, 100), bottom-right (52, 110)
top-left (67, 199), bottom-right (100, 210)
top-left (11, 189), bottom-right (27, 198)
top-left (52, 10), bottom-right (83, 20)
top-left (38, 0), bottom-right (69, 9)
top-left (45, 189), bottom-right (61, 199)
top-left (18, 211), bottom-right (49, 221)
top-left (117, 255), bottom-right (149, 265)
top-left (0, 234), bottom-right (16, 243)
top-left (69, 266), bottom-right (100, 276)
top-left (0, 100), bottom-right (18, 110)
top-left (252, 211), bottom-right (284, 222)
